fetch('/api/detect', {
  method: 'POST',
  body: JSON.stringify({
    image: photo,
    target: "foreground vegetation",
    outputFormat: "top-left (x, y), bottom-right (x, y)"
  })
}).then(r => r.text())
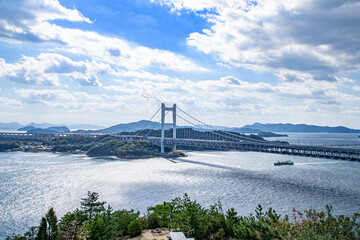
top-left (7, 192), bottom-right (360, 240)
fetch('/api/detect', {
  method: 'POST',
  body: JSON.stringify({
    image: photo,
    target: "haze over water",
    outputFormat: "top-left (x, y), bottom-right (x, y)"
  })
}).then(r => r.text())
top-left (1, 147), bottom-right (360, 238)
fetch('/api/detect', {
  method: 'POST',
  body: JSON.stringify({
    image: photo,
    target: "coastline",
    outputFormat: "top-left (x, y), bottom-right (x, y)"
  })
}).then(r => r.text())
top-left (0, 148), bottom-right (187, 160)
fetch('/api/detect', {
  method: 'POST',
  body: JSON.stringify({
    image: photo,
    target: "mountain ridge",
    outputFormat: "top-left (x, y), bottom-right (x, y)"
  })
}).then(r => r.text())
top-left (0, 121), bottom-right (359, 133)
top-left (243, 122), bottom-right (360, 133)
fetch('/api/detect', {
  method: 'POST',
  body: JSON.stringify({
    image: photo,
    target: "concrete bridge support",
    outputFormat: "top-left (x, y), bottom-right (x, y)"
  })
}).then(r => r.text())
top-left (161, 103), bottom-right (176, 153)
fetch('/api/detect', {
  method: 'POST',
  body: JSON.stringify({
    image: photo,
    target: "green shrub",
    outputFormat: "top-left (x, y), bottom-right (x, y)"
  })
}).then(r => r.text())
top-left (128, 219), bottom-right (142, 237)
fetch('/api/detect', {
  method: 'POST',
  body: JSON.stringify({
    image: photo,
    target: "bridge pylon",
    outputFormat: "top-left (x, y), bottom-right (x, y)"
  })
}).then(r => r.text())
top-left (161, 103), bottom-right (176, 153)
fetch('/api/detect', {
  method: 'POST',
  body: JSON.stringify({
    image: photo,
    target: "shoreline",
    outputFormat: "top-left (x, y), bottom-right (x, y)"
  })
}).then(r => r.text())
top-left (1, 148), bottom-right (187, 160)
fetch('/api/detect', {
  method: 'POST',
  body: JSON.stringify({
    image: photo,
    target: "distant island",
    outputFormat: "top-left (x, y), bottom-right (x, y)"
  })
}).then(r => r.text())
top-left (243, 122), bottom-right (360, 133)
top-left (257, 132), bottom-right (288, 138)
top-left (25, 126), bottom-right (70, 134)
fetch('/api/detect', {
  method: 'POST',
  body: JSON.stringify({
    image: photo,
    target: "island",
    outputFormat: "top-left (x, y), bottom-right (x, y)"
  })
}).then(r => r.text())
top-left (47, 135), bottom-right (185, 159)
top-left (257, 132), bottom-right (288, 138)
top-left (0, 135), bottom-right (184, 159)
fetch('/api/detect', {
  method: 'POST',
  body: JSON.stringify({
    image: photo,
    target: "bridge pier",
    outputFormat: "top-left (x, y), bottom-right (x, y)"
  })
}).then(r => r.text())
top-left (161, 103), bottom-right (176, 153)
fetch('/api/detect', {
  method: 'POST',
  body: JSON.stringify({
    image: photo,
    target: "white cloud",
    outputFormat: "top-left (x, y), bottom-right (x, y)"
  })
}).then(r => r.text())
top-left (51, 26), bottom-right (207, 72)
top-left (102, 73), bottom-right (360, 122)
top-left (13, 71), bottom-right (360, 127)
top-left (16, 89), bottom-right (75, 104)
top-left (0, 0), bottom-right (206, 72)
top-left (353, 85), bottom-right (360, 91)
top-left (153, 0), bottom-right (360, 82)
top-left (0, 56), bottom-right (61, 86)
top-left (0, 54), bottom-right (110, 86)
top-left (114, 70), bottom-right (171, 82)
top-left (0, 96), bottom-right (21, 107)
top-left (14, 88), bottom-right (141, 113)
top-left (0, 0), bottom-right (90, 42)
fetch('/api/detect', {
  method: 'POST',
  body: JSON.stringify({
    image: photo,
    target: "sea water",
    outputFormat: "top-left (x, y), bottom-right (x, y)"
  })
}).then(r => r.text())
top-left (1, 147), bottom-right (360, 238)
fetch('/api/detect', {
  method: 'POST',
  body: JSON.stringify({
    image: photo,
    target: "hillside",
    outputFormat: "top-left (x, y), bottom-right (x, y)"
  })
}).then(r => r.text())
top-left (27, 126), bottom-right (70, 134)
top-left (0, 122), bottom-right (23, 130)
top-left (74, 120), bottom-right (174, 134)
top-left (243, 123), bottom-right (360, 133)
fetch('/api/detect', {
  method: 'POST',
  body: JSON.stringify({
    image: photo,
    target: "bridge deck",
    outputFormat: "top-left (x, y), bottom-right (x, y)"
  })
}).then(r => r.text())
top-left (147, 137), bottom-right (360, 161)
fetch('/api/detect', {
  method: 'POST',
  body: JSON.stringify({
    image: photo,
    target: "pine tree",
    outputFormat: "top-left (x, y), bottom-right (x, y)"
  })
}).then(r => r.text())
top-left (80, 191), bottom-right (106, 220)
top-left (35, 208), bottom-right (59, 240)
top-left (45, 208), bottom-right (59, 240)
top-left (35, 217), bottom-right (48, 240)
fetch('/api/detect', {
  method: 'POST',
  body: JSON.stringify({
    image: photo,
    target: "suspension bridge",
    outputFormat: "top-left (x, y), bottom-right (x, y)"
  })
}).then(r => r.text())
top-left (1, 103), bottom-right (360, 161)
top-left (125, 103), bottom-right (360, 161)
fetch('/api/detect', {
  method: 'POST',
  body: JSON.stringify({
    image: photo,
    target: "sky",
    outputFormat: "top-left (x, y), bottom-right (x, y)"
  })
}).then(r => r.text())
top-left (0, 0), bottom-right (360, 129)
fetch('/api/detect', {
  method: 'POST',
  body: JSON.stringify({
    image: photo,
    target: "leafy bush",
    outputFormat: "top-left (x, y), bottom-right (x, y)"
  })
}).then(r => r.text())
top-left (128, 219), bottom-right (142, 237)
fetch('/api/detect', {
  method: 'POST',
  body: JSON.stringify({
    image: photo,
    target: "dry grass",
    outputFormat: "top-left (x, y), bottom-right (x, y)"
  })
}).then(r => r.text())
top-left (127, 228), bottom-right (171, 240)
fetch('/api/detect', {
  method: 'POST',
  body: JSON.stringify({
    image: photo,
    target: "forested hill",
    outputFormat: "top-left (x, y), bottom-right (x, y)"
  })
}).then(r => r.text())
top-left (46, 135), bottom-right (169, 159)
top-left (243, 123), bottom-right (360, 133)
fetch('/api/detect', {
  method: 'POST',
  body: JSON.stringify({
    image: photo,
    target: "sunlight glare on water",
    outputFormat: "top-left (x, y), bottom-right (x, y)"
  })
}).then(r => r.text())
top-left (1, 150), bottom-right (360, 238)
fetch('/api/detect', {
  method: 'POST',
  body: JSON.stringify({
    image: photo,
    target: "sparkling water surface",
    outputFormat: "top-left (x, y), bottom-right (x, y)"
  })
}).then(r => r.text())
top-left (1, 149), bottom-right (360, 238)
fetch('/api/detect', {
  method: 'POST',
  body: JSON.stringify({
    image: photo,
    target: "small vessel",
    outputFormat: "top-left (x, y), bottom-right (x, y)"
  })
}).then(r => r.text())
top-left (274, 160), bottom-right (294, 166)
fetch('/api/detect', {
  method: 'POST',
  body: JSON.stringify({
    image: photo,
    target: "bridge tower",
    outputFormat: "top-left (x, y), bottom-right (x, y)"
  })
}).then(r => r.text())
top-left (161, 103), bottom-right (176, 153)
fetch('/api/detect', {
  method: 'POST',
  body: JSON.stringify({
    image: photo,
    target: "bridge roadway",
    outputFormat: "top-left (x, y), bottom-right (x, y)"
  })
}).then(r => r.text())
top-left (1, 132), bottom-right (359, 161)
top-left (146, 137), bottom-right (360, 161)
top-left (0, 132), bottom-right (100, 141)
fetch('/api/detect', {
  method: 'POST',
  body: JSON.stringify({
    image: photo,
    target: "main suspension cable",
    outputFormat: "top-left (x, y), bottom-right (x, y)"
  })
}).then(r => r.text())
top-left (177, 106), bottom-right (266, 143)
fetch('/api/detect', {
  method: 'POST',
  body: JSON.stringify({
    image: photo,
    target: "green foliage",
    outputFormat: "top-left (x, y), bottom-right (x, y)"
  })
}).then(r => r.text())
top-left (277, 205), bottom-right (360, 240)
top-left (87, 139), bottom-right (124, 157)
top-left (45, 208), bottom-right (59, 240)
top-left (107, 209), bottom-right (140, 237)
top-left (232, 205), bottom-right (281, 240)
top-left (58, 209), bottom-right (86, 240)
top-left (128, 219), bottom-right (142, 237)
top-left (80, 191), bottom-right (106, 220)
top-left (146, 201), bottom-right (173, 228)
top-left (86, 214), bottom-right (107, 240)
top-left (146, 194), bottom-right (230, 239)
top-left (171, 194), bottom-right (209, 239)
top-left (9, 193), bottom-right (360, 240)
top-left (33, 208), bottom-right (59, 240)
top-left (46, 135), bottom-right (118, 153)
top-left (46, 134), bottom-right (171, 157)
top-left (146, 212), bottom-right (161, 229)
top-left (87, 140), bottom-right (162, 158)
top-left (24, 227), bottom-right (37, 240)
top-left (5, 234), bottom-right (28, 240)
top-left (0, 141), bottom-right (20, 151)
top-left (35, 217), bottom-right (47, 240)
